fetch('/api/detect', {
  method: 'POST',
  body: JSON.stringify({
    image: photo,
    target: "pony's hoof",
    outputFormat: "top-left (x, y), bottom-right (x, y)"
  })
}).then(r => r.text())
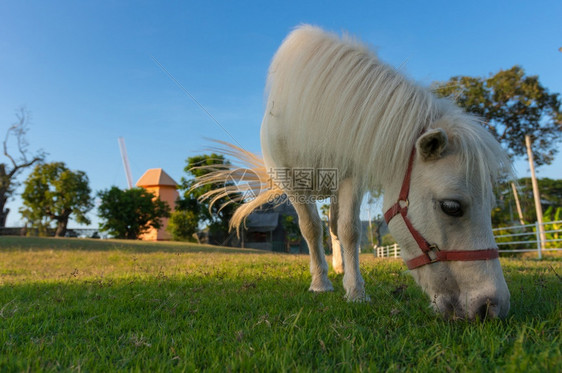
top-left (332, 266), bottom-right (344, 274)
top-left (309, 280), bottom-right (334, 293)
top-left (345, 290), bottom-right (370, 302)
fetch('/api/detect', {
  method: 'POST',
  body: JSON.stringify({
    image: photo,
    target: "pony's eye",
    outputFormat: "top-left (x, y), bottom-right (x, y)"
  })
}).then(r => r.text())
top-left (440, 200), bottom-right (463, 217)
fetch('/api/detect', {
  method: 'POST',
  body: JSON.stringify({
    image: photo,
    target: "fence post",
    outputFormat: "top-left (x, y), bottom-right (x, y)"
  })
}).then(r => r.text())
top-left (393, 243), bottom-right (398, 258)
top-left (535, 221), bottom-right (542, 259)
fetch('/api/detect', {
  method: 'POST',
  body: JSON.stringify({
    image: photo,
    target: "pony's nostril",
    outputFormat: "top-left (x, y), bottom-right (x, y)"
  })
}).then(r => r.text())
top-left (475, 298), bottom-right (499, 320)
top-left (476, 303), bottom-right (489, 320)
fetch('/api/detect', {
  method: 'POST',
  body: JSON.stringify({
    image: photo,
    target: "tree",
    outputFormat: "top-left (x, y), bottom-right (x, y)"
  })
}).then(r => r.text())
top-left (20, 162), bottom-right (93, 237)
top-left (98, 186), bottom-right (170, 239)
top-left (1, 108), bottom-right (45, 227)
top-left (167, 209), bottom-right (199, 241)
top-left (366, 188), bottom-right (383, 248)
top-left (433, 66), bottom-right (562, 166)
top-left (176, 154), bottom-right (240, 245)
top-left (542, 206), bottom-right (561, 249)
top-left (282, 215), bottom-right (301, 247)
top-left (493, 177), bottom-right (562, 225)
top-left (319, 203), bottom-right (329, 222)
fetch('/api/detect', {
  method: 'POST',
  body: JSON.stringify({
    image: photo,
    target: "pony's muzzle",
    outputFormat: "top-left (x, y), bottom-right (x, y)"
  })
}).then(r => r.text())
top-left (469, 296), bottom-right (510, 320)
top-left (436, 293), bottom-right (510, 320)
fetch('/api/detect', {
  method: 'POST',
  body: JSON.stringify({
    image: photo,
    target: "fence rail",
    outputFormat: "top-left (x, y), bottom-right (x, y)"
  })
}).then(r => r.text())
top-left (0, 227), bottom-right (104, 239)
top-left (375, 220), bottom-right (562, 260)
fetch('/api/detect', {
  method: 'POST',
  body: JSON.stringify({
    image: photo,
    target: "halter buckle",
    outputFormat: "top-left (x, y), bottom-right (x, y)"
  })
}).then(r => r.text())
top-left (427, 244), bottom-right (440, 263)
top-left (398, 199), bottom-right (409, 208)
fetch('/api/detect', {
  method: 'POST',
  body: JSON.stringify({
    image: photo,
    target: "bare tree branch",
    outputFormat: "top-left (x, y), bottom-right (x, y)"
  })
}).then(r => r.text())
top-left (1, 107), bottom-right (47, 227)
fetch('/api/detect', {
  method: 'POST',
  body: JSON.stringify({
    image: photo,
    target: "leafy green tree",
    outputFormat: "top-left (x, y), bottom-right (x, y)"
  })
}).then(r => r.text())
top-left (1, 108), bottom-right (45, 227)
top-left (97, 186), bottom-right (170, 239)
top-left (167, 209), bottom-right (199, 241)
top-left (177, 154), bottom-right (240, 245)
top-left (20, 162), bottom-right (92, 237)
top-left (542, 206), bottom-right (561, 249)
top-left (282, 215), bottom-right (300, 243)
top-left (433, 66), bottom-right (562, 166)
top-left (493, 177), bottom-right (562, 225)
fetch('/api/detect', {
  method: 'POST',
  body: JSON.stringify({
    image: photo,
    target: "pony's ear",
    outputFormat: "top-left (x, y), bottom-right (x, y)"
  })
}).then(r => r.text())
top-left (416, 128), bottom-right (448, 161)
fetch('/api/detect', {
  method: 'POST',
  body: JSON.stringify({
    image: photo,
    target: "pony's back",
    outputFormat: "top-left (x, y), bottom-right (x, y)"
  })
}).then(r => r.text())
top-left (263, 25), bottom-right (441, 189)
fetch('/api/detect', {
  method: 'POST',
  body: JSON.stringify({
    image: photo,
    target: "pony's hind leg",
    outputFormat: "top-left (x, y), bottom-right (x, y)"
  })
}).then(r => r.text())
top-left (292, 198), bottom-right (334, 292)
top-left (330, 200), bottom-right (344, 274)
top-left (337, 179), bottom-right (368, 302)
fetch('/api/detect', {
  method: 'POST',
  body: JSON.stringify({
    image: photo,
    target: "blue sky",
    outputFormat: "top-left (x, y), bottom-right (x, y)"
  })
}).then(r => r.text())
top-left (1, 0), bottom-right (561, 227)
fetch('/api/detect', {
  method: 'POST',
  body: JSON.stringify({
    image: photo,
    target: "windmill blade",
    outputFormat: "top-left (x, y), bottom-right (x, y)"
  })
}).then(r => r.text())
top-left (118, 137), bottom-right (133, 189)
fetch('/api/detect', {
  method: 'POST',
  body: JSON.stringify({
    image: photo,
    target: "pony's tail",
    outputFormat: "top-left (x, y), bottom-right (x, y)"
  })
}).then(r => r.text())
top-left (189, 140), bottom-right (283, 235)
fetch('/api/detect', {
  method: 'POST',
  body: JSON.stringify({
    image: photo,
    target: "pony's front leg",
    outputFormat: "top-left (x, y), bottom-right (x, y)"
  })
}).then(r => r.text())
top-left (329, 200), bottom-right (344, 274)
top-left (331, 231), bottom-right (344, 274)
top-left (291, 199), bottom-right (334, 292)
top-left (337, 179), bottom-right (368, 302)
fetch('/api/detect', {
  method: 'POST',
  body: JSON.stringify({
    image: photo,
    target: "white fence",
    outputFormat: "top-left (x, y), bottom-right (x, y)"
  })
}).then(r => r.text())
top-left (375, 220), bottom-right (562, 260)
top-left (375, 243), bottom-right (401, 258)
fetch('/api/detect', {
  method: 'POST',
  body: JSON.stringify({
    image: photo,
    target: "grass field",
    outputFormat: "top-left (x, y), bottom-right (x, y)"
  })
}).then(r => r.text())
top-left (0, 236), bottom-right (560, 372)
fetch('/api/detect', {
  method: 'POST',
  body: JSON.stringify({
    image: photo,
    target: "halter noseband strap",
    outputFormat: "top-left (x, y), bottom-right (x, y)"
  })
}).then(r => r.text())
top-left (383, 139), bottom-right (499, 270)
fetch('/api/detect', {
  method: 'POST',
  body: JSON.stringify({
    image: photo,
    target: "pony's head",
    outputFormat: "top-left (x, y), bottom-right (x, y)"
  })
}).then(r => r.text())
top-left (383, 112), bottom-right (512, 320)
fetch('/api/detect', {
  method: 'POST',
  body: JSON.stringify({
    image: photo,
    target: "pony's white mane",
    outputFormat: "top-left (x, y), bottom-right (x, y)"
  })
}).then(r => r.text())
top-left (267, 25), bottom-right (511, 195)
top-left (193, 25), bottom-right (512, 232)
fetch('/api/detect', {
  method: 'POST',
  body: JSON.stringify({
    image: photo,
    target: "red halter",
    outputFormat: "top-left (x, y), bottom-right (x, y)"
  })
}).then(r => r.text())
top-left (383, 142), bottom-right (499, 270)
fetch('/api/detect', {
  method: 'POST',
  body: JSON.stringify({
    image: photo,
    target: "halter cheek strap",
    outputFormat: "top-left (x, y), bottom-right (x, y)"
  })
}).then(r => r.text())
top-left (384, 142), bottom-right (499, 270)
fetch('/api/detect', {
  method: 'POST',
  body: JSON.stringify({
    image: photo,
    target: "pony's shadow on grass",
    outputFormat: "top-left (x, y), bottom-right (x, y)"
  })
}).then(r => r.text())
top-left (334, 263), bottom-right (561, 324)
top-left (503, 262), bottom-right (561, 322)
top-left (0, 276), bottom-right (354, 328)
top-left (2, 272), bottom-right (557, 328)
top-left (0, 236), bottom-right (265, 254)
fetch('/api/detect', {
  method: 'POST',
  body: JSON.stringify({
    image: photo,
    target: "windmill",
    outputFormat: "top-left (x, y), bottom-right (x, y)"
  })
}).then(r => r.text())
top-left (118, 137), bottom-right (133, 189)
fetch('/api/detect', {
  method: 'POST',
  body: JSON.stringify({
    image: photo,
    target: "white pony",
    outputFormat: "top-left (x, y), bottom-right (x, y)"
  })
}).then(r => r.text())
top-left (196, 25), bottom-right (512, 319)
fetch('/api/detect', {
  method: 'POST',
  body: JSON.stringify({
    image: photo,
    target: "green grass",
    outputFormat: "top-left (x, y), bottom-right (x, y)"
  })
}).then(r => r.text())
top-left (0, 237), bottom-right (560, 372)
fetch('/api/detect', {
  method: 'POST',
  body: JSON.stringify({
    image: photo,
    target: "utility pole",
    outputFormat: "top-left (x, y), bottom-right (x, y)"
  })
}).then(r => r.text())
top-left (510, 182), bottom-right (525, 225)
top-left (525, 135), bottom-right (546, 254)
